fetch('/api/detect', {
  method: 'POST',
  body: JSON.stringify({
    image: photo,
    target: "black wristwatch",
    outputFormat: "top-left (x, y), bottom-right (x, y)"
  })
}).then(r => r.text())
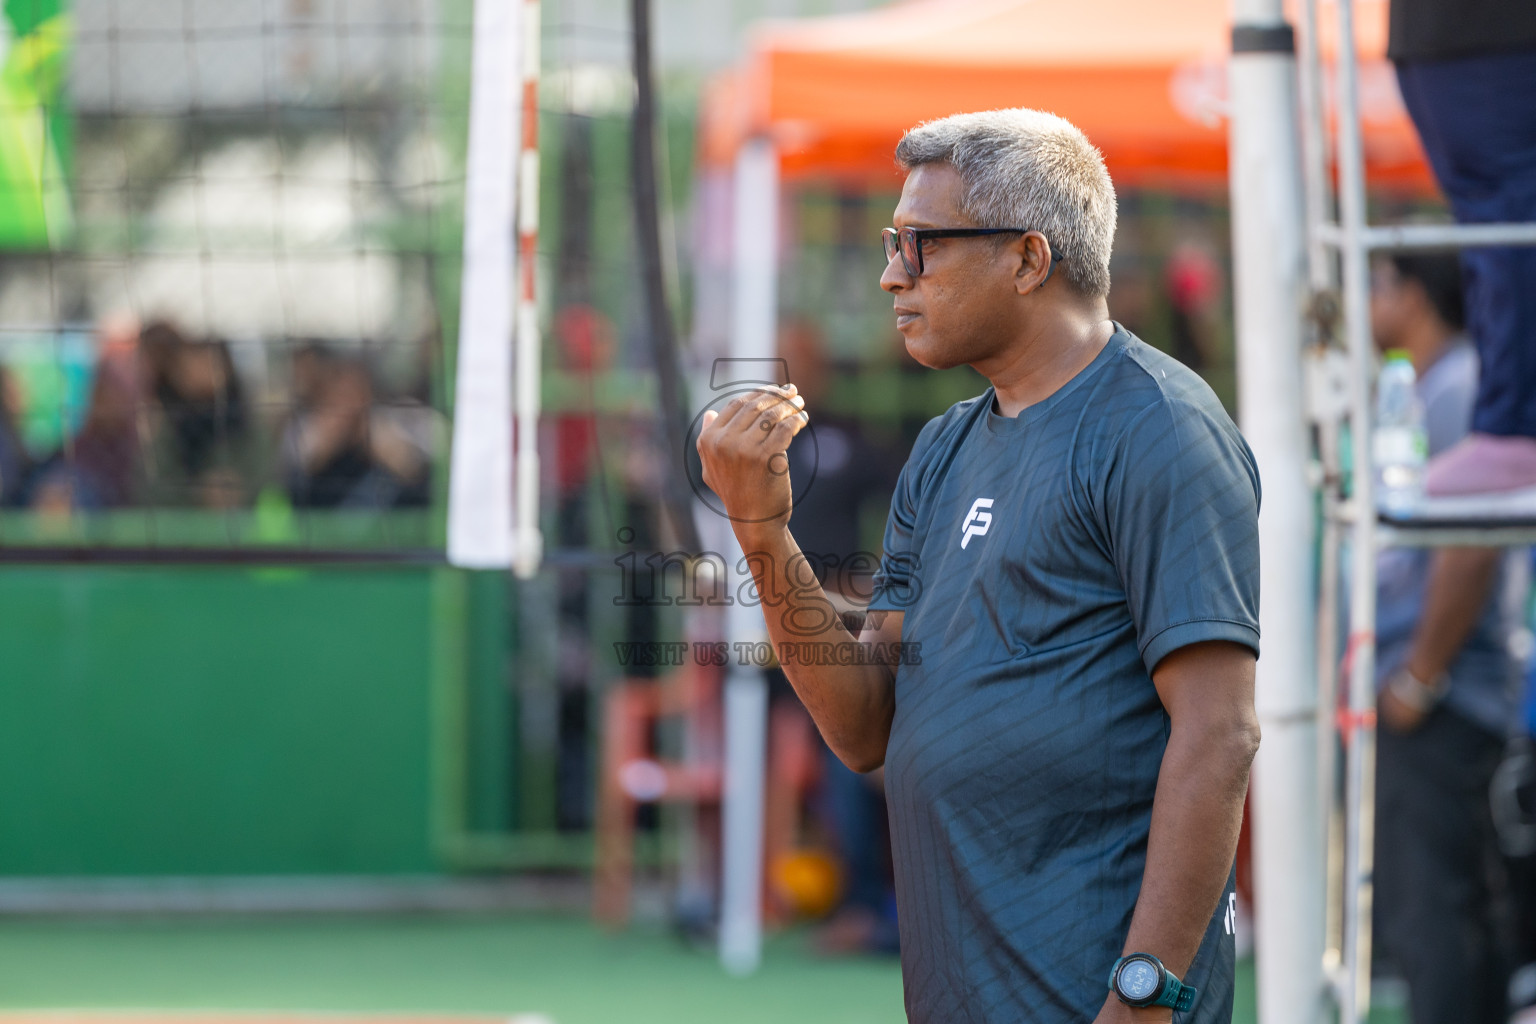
top-left (1109, 952), bottom-right (1197, 1012)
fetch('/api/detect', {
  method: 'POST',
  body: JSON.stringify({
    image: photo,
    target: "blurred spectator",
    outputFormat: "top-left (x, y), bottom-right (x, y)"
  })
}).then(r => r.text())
top-left (550, 305), bottom-right (618, 831)
top-left (774, 317), bottom-right (902, 955)
top-left (1369, 252), bottom-right (1523, 1024)
top-left (1392, 25), bottom-right (1536, 1003)
top-left (69, 327), bottom-right (144, 507)
top-left (1164, 241), bottom-right (1222, 375)
top-left (281, 349), bottom-right (431, 509)
top-left (141, 320), bottom-right (251, 507)
top-left (289, 341), bottom-right (335, 413)
top-left (1390, 0), bottom-right (1536, 496)
top-left (24, 315), bottom-right (145, 512)
top-left (780, 318), bottom-right (902, 583)
top-left (0, 366), bottom-right (28, 506)
top-left (1506, 637), bottom-right (1536, 1021)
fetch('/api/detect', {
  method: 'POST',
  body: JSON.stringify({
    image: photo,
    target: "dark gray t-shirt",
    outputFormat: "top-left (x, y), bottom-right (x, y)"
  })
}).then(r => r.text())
top-left (867, 327), bottom-right (1261, 1024)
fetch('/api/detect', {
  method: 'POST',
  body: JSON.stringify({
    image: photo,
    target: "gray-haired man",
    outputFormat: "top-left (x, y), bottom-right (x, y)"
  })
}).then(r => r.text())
top-left (697, 108), bottom-right (1262, 1023)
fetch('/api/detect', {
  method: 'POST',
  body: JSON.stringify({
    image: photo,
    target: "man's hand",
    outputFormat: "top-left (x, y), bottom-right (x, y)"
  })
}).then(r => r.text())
top-left (695, 384), bottom-right (807, 530)
top-left (1379, 684), bottom-right (1428, 733)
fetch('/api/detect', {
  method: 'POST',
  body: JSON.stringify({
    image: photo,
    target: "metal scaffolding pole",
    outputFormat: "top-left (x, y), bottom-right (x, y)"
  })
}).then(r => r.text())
top-left (1293, 0), bottom-right (1348, 990)
top-left (1293, 3), bottom-right (1536, 1019)
top-left (1329, 0), bottom-right (1379, 1018)
top-left (1318, 220), bottom-right (1536, 252)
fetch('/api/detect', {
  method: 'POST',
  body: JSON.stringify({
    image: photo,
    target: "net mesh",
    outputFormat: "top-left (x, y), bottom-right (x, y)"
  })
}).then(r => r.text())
top-left (0, 0), bottom-right (472, 553)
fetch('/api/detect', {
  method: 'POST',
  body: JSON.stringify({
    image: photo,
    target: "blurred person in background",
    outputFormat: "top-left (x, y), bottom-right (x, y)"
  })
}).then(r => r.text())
top-left (1163, 241), bottom-right (1222, 377)
top-left (282, 350), bottom-right (432, 509)
top-left (1507, 645), bottom-right (1536, 1022)
top-left (289, 341), bottom-right (335, 414)
top-left (1369, 251), bottom-right (1524, 1024)
top-left (70, 323), bottom-right (144, 507)
top-left (772, 317), bottom-right (903, 955)
top-left (1390, 0), bottom-right (1536, 497)
top-left (141, 320), bottom-right (251, 507)
top-left (25, 313), bottom-right (144, 512)
top-left (551, 305), bottom-right (618, 831)
top-left (0, 366), bottom-right (28, 506)
top-left (1391, 24), bottom-right (1536, 999)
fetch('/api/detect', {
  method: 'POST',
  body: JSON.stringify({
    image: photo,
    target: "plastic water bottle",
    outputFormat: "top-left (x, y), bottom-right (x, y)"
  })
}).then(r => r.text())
top-left (1373, 350), bottom-right (1427, 516)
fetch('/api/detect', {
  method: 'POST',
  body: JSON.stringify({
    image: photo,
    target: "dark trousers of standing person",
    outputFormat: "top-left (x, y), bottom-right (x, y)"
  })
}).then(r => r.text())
top-left (1375, 705), bottom-right (1514, 1024)
top-left (1396, 51), bottom-right (1536, 439)
top-left (1506, 751), bottom-right (1536, 1013)
top-left (822, 750), bottom-right (894, 905)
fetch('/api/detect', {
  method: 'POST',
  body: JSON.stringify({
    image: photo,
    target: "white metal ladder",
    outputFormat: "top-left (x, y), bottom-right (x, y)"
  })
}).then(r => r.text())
top-left (1295, 2), bottom-right (1536, 1021)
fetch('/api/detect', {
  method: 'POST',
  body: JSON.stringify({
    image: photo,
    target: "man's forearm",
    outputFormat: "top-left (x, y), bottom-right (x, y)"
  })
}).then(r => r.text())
top-left (1407, 546), bottom-right (1501, 680)
top-left (735, 523), bottom-right (896, 772)
top-left (1120, 726), bottom-right (1255, 978)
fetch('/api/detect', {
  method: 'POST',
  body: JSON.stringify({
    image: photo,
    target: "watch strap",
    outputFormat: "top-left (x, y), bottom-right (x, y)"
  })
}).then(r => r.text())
top-left (1159, 976), bottom-right (1197, 1013)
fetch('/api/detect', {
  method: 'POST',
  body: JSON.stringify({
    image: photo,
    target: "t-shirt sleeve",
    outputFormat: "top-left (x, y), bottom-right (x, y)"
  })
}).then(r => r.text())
top-left (866, 418), bottom-right (941, 613)
top-left (1420, 346), bottom-right (1476, 458)
top-left (1100, 398), bottom-right (1262, 674)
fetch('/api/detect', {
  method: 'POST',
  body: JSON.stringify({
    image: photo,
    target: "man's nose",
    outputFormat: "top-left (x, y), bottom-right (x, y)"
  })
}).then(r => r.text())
top-left (880, 252), bottom-right (910, 293)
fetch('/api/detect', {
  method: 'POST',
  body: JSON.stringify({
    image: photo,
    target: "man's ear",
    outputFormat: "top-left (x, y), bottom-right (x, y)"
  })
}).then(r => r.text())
top-left (1014, 231), bottom-right (1053, 296)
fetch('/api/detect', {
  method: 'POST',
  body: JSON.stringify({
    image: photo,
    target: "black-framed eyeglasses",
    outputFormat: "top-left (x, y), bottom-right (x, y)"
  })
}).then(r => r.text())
top-left (881, 226), bottom-right (1064, 282)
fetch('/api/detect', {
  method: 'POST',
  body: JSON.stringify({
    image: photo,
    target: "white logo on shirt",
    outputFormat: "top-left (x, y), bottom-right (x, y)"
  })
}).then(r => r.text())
top-left (1224, 892), bottom-right (1237, 936)
top-left (960, 498), bottom-right (994, 549)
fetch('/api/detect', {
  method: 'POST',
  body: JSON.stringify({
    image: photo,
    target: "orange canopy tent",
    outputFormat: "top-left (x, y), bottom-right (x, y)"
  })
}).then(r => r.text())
top-left (701, 0), bottom-right (1431, 190)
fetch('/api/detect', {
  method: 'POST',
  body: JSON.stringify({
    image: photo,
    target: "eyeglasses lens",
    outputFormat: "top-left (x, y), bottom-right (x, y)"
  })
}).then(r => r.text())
top-left (881, 228), bottom-right (922, 276)
top-left (901, 229), bottom-right (923, 276)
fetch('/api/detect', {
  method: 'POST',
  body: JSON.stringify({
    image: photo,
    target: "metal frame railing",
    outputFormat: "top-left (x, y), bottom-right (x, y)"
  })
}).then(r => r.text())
top-left (1296, 2), bottom-right (1536, 1021)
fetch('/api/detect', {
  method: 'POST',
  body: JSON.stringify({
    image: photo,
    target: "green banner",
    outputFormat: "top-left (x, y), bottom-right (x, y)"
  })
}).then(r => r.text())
top-left (0, 0), bottom-right (69, 249)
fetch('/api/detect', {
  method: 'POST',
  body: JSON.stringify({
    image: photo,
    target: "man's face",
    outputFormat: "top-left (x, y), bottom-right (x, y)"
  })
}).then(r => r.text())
top-left (1369, 259), bottom-right (1413, 353)
top-left (880, 163), bottom-right (1024, 370)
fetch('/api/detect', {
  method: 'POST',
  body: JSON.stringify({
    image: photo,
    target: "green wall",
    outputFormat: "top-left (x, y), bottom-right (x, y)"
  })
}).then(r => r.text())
top-left (0, 566), bottom-right (481, 876)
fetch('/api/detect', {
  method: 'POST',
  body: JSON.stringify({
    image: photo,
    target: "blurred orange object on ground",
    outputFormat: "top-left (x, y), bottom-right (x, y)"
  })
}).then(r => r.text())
top-left (770, 847), bottom-right (844, 920)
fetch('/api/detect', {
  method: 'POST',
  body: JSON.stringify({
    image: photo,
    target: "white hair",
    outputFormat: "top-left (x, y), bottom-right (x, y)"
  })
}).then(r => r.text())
top-left (895, 108), bottom-right (1117, 297)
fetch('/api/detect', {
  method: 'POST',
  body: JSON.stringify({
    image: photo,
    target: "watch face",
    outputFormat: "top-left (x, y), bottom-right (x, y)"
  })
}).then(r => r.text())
top-left (1119, 959), bottom-right (1160, 1001)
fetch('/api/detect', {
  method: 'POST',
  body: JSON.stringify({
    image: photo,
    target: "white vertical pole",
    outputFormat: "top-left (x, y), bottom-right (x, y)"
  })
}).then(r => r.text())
top-left (1227, 3), bottom-right (1325, 1024)
top-left (1333, 0), bottom-right (1379, 1020)
top-left (718, 137), bottom-right (778, 976)
top-left (1295, 0), bottom-right (1334, 293)
top-left (512, 0), bottom-right (544, 580)
top-left (448, 0), bottom-right (521, 569)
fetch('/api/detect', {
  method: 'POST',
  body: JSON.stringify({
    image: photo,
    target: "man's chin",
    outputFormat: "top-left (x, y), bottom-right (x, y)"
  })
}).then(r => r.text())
top-left (903, 335), bottom-right (961, 371)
